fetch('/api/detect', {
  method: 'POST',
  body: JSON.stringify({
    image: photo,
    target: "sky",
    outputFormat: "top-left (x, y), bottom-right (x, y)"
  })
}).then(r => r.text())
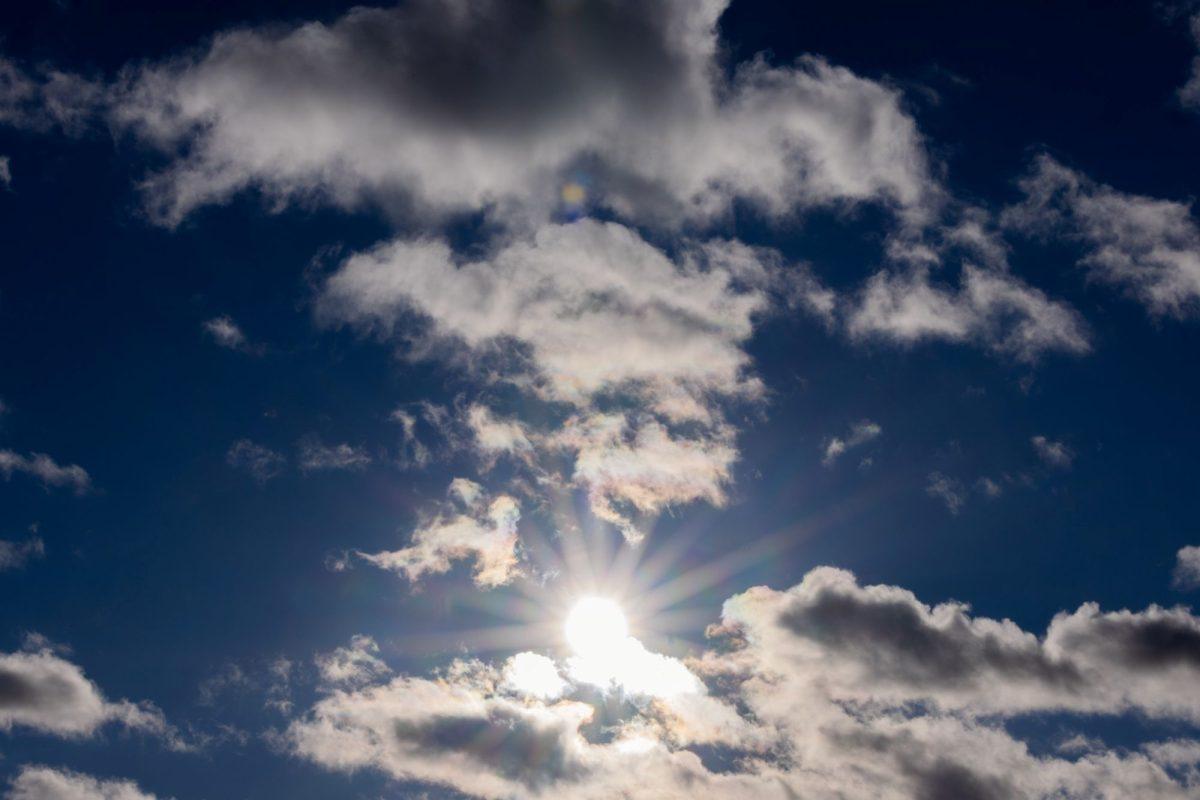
top-left (2, 1), bottom-right (1200, 798)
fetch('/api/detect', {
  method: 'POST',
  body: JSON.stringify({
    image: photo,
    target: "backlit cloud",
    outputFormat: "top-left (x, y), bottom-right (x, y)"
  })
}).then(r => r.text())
top-left (283, 566), bottom-right (1200, 799)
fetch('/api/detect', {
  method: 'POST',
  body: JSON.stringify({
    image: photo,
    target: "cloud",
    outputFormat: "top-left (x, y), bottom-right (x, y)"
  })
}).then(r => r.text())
top-left (846, 262), bottom-right (1091, 361)
top-left (1180, 14), bottom-right (1200, 110)
top-left (110, 0), bottom-right (936, 228)
top-left (318, 220), bottom-right (805, 539)
top-left (225, 439), bottom-right (285, 482)
top-left (315, 635), bottom-right (391, 689)
top-left (201, 314), bottom-right (261, 354)
top-left (0, 637), bottom-right (172, 740)
top-left (0, 56), bottom-right (103, 135)
top-left (284, 566), bottom-right (1200, 799)
top-left (1031, 435), bottom-right (1074, 468)
top-left (926, 471), bottom-right (966, 514)
top-left (822, 420), bottom-right (882, 466)
top-left (1173, 545), bottom-right (1200, 592)
top-left (4, 766), bottom-right (163, 800)
top-left (0, 450), bottom-right (92, 494)
top-left (0, 155), bottom-right (10, 189)
top-left (1004, 155), bottom-right (1200, 319)
top-left (0, 537), bottom-right (45, 571)
top-left (297, 437), bottom-right (372, 472)
top-left (358, 479), bottom-right (521, 588)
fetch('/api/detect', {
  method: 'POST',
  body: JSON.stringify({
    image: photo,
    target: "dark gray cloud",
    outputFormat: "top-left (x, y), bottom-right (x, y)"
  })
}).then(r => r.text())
top-left (394, 705), bottom-right (585, 789)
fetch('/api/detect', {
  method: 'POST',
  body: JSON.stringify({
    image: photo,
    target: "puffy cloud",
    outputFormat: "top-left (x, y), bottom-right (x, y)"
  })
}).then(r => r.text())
top-left (1031, 435), bottom-right (1074, 468)
top-left (315, 635), bottom-right (391, 689)
top-left (822, 420), bottom-right (882, 466)
top-left (285, 567), bottom-right (1200, 799)
top-left (465, 405), bottom-right (534, 469)
top-left (110, 0), bottom-right (936, 228)
top-left (201, 315), bottom-right (260, 354)
top-left (319, 220), bottom-right (802, 539)
top-left (1004, 155), bottom-right (1200, 319)
top-left (501, 652), bottom-right (566, 701)
top-left (225, 439), bottom-right (285, 482)
top-left (718, 566), bottom-right (1200, 721)
top-left (1174, 545), bottom-right (1200, 592)
top-left (0, 536), bottom-right (45, 571)
top-left (358, 479), bottom-right (521, 588)
top-left (5, 766), bottom-right (163, 800)
top-left (0, 638), bottom-right (172, 740)
top-left (296, 437), bottom-right (372, 473)
top-left (926, 471), bottom-right (966, 514)
top-left (0, 450), bottom-right (92, 494)
top-left (548, 413), bottom-right (737, 543)
top-left (846, 262), bottom-right (1091, 361)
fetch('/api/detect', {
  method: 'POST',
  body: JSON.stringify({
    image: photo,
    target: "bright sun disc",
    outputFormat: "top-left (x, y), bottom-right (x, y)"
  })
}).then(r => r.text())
top-left (565, 597), bottom-right (628, 657)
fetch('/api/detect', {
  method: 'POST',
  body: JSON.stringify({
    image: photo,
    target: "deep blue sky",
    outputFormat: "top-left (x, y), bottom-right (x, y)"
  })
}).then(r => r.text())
top-left (2, 2), bottom-right (1200, 799)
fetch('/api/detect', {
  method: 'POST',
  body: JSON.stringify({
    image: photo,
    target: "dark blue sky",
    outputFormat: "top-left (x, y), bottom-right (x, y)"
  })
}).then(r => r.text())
top-left (2, 2), bottom-right (1200, 799)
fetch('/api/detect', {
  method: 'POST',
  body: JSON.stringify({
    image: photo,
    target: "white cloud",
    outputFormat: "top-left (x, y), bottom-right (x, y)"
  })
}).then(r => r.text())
top-left (846, 262), bottom-right (1091, 361)
top-left (110, 1), bottom-right (936, 229)
top-left (201, 315), bottom-right (257, 353)
top-left (1004, 155), bottom-right (1200, 319)
top-left (315, 635), bottom-right (391, 689)
top-left (5, 766), bottom-right (163, 800)
top-left (0, 637), bottom-right (172, 740)
top-left (0, 450), bottom-right (92, 494)
top-left (318, 220), bottom-right (800, 540)
top-left (501, 652), bottom-right (567, 701)
top-left (297, 437), bottom-right (372, 472)
top-left (1032, 434), bottom-right (1074, 468)
top-left (925, 471), bottom-right (966, 514)
top-left (0, 155), bottom-right (10, 189)
top-left (0, 537), bottom-right (45, 571)
top-left (358, 479), bottom-right (521, 588)
top-left (284, 566), bottom-right (1200, 800)
top-left (1173, 545), bottom-right (1200, 592)
top-left (822, 420), bottom-right (881, 466)
top-left (465, 405), bottom-right (534, 469)
top-left (225, 439), bottom-right (285, 482)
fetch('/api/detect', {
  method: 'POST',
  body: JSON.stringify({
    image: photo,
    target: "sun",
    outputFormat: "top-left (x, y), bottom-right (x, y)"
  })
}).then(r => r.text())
top-left (564, 596), bottom-right (628, 657)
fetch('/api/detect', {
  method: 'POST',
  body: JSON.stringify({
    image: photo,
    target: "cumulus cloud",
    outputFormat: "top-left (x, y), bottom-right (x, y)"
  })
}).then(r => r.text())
top-left (1032, 434), bottom-right (1074, 468)
top-left (1173, 545), bottom-right (1200, 592)
top-left (0, 537), bottom-right (45, 571)
top-left (297, 437), bottom-right (372, 472)
top-left (358, 478), bottom-right (521, 587)
top-left (0, 450), bottom-right (92, 494)
top-left (318, 220), bottom-right (804, 539)
top-left (284, 566), bottom-right (1200, 799)
top-left (822, 420), bottom-right (882, 466)
top-left (1004, 155), bottom-right (1200, 319)
top-left (0, 637), bottom-right (173, 741)
top-left (846, 262), bottom-right (1091, 361)
top-left (110, 0), bottom-right (936, 228)
top-left (225, 439), bottom-right (285, 482)
top-left (5, 766), bottom-right (163, 800)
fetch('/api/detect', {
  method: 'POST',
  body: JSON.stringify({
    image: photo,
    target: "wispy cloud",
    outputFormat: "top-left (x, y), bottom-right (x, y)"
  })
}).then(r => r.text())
top-left (225, 440), bottom-right (285, 483)
top-left (0, 450), bottom-right (91, 494)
